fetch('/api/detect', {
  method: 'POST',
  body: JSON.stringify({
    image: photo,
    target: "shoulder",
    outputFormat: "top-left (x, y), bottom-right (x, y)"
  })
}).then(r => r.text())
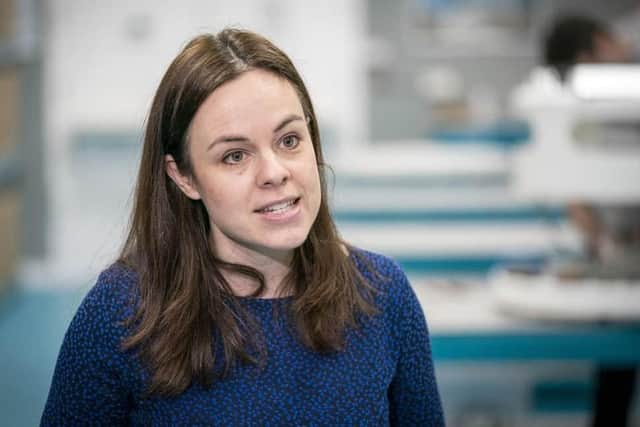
top-left (77, 262), bottom-right (139, 326)
top-left (349, 248), bottom-right (431, 352)
top-left (56, 263), bottom-right (141, 368)
top-left (94, 262), bottom-right (138, 296)
top-left (349, 247), bottom-right (417, 310)
top-left (350, 247), bottom-right (406, 283)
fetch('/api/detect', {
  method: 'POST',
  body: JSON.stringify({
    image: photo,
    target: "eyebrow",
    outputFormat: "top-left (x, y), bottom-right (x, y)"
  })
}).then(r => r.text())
top-left (207, 114), bottom-right (306, 151)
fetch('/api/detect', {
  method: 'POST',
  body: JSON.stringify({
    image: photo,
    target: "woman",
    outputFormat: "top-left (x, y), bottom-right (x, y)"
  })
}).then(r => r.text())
top-left (42, 29), bottom-right (444, 426)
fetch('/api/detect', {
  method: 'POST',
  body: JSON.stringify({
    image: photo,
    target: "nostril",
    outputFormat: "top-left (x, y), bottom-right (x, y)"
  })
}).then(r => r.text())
top-left (257, 157), bottom-right (291, 187)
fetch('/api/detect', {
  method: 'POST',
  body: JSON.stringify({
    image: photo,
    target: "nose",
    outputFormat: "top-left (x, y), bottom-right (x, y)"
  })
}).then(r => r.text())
top-left (256, 151), bottom-right (290, 187)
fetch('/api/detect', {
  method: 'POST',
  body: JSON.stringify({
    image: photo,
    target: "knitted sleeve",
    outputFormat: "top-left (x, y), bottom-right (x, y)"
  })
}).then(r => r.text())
top-left (41, 267), bottom-right (135, 426)
top-left (386, 264), bottom-right (445, 427)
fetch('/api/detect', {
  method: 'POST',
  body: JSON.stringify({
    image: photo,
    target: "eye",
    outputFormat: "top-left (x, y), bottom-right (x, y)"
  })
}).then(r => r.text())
top-left (222, 150), bottom-right (246, 164)
top-left (280, 134), bottom-right (300, 150)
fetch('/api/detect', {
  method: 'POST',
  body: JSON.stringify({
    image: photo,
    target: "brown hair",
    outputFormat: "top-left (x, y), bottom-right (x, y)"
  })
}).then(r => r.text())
top-left (118, 28), bottom-right (376, 396)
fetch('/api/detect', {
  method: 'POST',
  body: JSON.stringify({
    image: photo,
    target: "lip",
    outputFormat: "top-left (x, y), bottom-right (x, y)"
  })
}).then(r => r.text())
top-left (254, 196), bottom-right (300, 213)
top-left (255, 197), bottom-right (301, 223)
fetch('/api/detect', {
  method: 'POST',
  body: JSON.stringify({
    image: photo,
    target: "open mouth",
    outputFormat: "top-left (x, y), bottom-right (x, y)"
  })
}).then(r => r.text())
top-left (256, 197), bottom-right (300, 214)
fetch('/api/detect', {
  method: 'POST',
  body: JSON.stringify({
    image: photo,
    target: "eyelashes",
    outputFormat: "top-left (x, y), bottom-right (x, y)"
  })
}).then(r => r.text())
top-left (222, 150), bottom-right (246, 164)
top-left (221, 133), bottom-right (302, 165)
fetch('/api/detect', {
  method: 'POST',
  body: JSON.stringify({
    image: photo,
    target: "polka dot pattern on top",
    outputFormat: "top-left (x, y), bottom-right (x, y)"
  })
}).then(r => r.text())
top-left (41, 249), bottom-right (444, 426)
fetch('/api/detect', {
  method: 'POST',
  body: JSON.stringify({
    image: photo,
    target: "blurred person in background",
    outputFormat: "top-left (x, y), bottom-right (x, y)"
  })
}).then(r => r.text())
top-left (543, 13), bottom-right (638, 427)
top-left (544, 14), bottom-right (632, 80)
top-left (40, 29), bottom-right (444, 425)
top-left (544, 13), bottom-right (639, 259)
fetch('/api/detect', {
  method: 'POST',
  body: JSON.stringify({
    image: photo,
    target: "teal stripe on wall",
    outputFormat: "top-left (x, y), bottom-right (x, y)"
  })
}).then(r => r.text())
top-left (532, 380), bottom-right (594, 413)
top-left (394, 255), bottom-right (547, 275)
top-left (431, 328), bottom-right (640, 363)
top-left (334, 174), bottom-right (509, 188)
top-left (334, 208), bottom-right (566, 223)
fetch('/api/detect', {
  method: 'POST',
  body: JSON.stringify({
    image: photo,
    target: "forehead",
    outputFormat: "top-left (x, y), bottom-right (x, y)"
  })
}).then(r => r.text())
top-left (189, 69), bottom-right (305, 140)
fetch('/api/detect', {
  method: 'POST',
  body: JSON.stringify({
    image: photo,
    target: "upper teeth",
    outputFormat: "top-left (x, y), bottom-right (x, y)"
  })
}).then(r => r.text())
top-left (261, 200), bottom-right (295, 213)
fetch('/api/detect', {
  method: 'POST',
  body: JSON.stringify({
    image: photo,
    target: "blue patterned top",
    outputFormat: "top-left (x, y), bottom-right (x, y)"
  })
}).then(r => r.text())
top-left (42, 249), bottom-right (444, 426)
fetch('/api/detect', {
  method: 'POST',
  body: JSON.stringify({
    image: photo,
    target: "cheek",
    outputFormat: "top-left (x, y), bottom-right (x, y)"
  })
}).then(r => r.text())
top-left (196, 172), bottom-right (246, 216)
top-left (304, 157), bottom-right (322, 206)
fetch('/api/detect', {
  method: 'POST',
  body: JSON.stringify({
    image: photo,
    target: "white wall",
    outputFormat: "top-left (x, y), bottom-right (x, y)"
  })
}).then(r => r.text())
top-left (33, 0), bottom-right (368, 287)
top-left (44, 0), bottom-right (367, 139)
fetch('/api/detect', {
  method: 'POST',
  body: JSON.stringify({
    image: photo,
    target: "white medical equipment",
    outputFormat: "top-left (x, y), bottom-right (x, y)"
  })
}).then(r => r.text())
top-left (491, 65), bottom-right (640, 321)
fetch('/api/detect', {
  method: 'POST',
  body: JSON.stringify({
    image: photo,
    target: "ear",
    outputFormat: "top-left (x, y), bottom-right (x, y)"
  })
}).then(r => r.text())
top-left (165, 155), bottom-right (202, 200)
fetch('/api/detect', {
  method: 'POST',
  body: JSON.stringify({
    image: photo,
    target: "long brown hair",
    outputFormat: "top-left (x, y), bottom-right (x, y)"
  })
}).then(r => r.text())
top-left (118, 29), bottom-right (376, 396)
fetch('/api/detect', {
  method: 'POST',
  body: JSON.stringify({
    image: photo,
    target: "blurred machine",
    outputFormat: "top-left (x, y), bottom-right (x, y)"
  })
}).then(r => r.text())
top-left (491, 65), bottom-right (640, 321)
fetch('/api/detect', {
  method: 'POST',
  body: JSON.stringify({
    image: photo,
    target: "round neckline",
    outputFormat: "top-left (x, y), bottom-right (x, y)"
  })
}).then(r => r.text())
top-left (235, 295), bottom-right (294, 303)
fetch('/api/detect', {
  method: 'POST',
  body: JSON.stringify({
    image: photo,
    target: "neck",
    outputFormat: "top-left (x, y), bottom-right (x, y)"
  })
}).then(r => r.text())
top-left (214, 240), bottom-right (293, 299)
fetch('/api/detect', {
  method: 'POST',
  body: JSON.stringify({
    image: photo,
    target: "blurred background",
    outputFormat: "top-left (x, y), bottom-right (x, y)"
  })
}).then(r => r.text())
top-left (1, 0), bottom-right (640, 426)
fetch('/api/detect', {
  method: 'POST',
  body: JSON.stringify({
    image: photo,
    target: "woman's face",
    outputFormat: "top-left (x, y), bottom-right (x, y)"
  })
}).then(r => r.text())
top-left (166, 69), bottom-right (322, 263)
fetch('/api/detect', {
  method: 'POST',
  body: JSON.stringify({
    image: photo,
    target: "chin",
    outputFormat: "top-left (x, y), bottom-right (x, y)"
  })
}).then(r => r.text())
top-left (261, 230), bottom-right (310, 253)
